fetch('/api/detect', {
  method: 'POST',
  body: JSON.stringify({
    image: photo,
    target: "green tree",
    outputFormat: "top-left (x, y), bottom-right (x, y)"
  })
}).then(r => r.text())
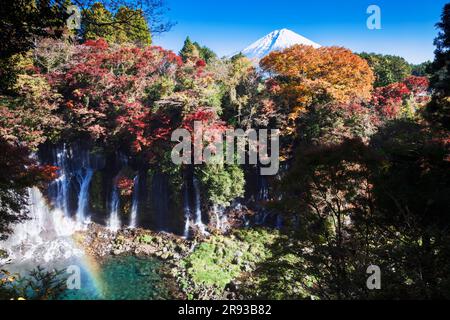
top-left (81, 2), bottom-right (116, 42)
top-left (114, 6), bottom-right (152, 45)
top-left (197, 162), bottom-right (245, 208)
top-left (193, 41), bottom-right (217, 63)
top-left (179, 37), bottom-right (200, 62)
top-left (77, 0), bottom-right (174, 34)
top-left (82, 3), bottom-right (152, 45)
top-left (411, 61), bottom-right (432, 77)
top-left (429, 3), bottom-right (450, 95)
top-left (359, 52), bottom-right (412, 87)
top-left (426, 3), bottom-right (450, 130)
top-left (179, 37), bottom-right (217, 63)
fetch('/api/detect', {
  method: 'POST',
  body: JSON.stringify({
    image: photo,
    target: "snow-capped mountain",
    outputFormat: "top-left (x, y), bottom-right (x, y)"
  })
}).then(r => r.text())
top-left (240, 28), bottom-right (321, 61)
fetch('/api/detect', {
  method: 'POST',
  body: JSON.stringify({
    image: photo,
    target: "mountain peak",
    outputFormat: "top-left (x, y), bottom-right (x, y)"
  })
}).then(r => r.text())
top-left (240, 28), bottom-right (321, 61)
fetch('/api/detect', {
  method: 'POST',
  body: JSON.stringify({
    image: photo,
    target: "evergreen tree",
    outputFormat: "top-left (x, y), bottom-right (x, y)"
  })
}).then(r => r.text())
top-left (114, 7), bottom-right (152, 45)
top-left (81, 2), bottom-right (116, 43)
top-left (426, 3), bottom-right (450, 130)
top-left (193, 41), bottom-right (217, 63)
top-left (180, 37), bottom-right (217, 63)
top-left (179, 36), bottom-right (200, 62)
top-left (81, 3), bottom-right (152, 45)
top-left (430, 3), bottom-right (450, 95)
top-left (411, 61), bottom-right (432, 77)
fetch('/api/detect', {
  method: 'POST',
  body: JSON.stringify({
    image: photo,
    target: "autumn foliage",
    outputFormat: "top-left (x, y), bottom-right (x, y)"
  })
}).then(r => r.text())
top-left (261, 45), bottom-right (375, 124)
top-left (371, 76), bottom-right (429, 119)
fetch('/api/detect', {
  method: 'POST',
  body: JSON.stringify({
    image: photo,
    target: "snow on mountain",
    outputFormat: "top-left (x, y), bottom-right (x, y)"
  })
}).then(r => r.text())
top-left (240, 28), bottom-right (321, 61)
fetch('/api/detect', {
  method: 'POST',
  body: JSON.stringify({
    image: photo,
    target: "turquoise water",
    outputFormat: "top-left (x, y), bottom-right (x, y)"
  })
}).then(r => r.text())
top-left (61, 256), bottom-right (171, 300)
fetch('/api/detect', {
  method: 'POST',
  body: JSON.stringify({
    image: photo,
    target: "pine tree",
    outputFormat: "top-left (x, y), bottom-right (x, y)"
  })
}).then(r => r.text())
top-left (430, 3), bottom-right (450, 95)
top-left (426, 3), bottom-right (450, 130)
top-left (179, 37), bottom-right (200, 62)
top-left (196, 43), bottom-right (217, 63)
top-left (81, 2), bottom-right (116, 43)
top-left (114, 7), bottom-right (152, 45)
top-left (81, 4), bottom-right (152, 45)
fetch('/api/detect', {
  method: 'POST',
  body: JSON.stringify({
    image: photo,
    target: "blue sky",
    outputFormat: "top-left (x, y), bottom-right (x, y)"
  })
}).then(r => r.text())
top-left (153, 0), bottom-right (448, 64)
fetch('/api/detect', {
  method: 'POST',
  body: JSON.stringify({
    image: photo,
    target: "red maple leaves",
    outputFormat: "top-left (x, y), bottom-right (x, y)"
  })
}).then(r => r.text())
top-left (371, 76), bottom-right (429, 119)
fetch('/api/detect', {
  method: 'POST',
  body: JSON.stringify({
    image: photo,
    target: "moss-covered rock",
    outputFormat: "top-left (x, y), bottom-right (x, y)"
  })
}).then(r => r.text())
top-left (178, 228), bottom-right (279, 298)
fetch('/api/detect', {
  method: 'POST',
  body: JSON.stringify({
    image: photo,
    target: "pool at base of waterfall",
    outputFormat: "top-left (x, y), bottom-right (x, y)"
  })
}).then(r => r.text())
top-left (59, 255), bottom-right (171, 300)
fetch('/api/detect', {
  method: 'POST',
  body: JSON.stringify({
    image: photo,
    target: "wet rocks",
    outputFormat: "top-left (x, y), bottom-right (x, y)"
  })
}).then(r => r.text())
top-left (77, 223), bottom-right (191, 262)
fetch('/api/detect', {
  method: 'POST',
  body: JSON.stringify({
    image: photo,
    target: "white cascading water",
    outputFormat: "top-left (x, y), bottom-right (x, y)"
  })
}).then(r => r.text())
top-left (129, 175), bottom-right (139, 229)
top-left (54, 145), bottom-right (70, 217)
top-left (183, 184), bottom-right (191, 238)
top-left (74, 149), bottom-right (94, 227)
top-left (0, 187), bottom-right (81, 265)
top-left (108, 177), bottom-right (121, 232)
top-left (258, 175), bottom-right (269, 201)
top-left (75, 168), bottom-right (94, 227)
top-left (192, 177), bottom-right (207, 234)
top-left (212, 204), bottom-right (227, 231)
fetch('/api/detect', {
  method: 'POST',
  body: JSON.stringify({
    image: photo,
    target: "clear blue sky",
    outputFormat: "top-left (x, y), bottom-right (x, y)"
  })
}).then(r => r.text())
top-left (153, 0), bottom-right (449, 64)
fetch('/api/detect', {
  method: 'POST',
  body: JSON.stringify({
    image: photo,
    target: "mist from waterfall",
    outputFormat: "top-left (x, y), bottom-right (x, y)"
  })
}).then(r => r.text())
top-left (0, 187), bottom-right (81, 265)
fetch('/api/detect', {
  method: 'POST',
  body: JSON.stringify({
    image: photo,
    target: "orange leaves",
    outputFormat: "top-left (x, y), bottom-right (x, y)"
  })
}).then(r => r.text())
top-left (36, 165), bottom-right (59, 182)
top-left (259, 45), bottom-right (375, 141)
top-left (261, 45), bottom-right (375, 108)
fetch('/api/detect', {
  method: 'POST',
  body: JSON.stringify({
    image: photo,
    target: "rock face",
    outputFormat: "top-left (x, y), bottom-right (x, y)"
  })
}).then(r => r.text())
top-left (240, 28), bottom-right (321, 62)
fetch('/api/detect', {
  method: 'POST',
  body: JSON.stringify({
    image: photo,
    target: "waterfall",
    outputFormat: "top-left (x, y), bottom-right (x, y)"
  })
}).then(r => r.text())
top-left (53, 145), bottom-right (71, 217)
top-left (106, 152), bottom-right (128, 232)
top-left (212, 204), bottom-right (227, 231)
top-left (75, 168), bottom-right (94, 227)
top-left (257, 174), bottom-right (269, 201)
top-left (129, 175), bottom-right (139, 229)
top-left (0, 187), bottom-right (81, 264)
top-left (74, 149), bottom-right (95, 227)
top-left (192, 177), bottom-right (207, 234)
top-left (183, 184), bottom-right (191, 238)
top-left (108, 178), bottom-right (121, 232)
